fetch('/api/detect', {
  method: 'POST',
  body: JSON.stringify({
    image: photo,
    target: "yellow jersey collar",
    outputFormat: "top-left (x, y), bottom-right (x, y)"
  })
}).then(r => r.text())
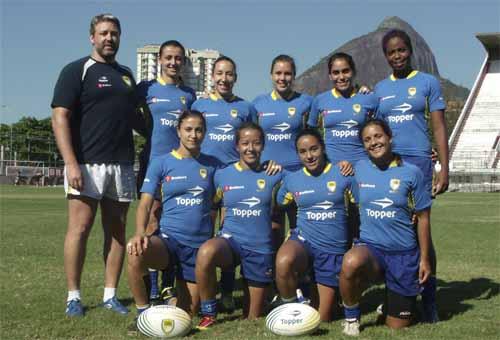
top-left (371, 155), bottom-right (401, 168)
top-left (209, 92), bottom-right (237, 102)
top-left (390, 70), bottom-right (419, 81)
top-left (171, 149), bottom-right (199, 160)
top-left (157, 76), bottom-right (178, 86)
top-left (171, 149), bottom-right (183, 159)
top-left (234, 162), bottom-right (243, 172)
top-left (271, 90), bottom-right (295, 101)
top-left (303, 162), bottom-right (332, 176)
top-left (331, 88), bottom-right (356, 99)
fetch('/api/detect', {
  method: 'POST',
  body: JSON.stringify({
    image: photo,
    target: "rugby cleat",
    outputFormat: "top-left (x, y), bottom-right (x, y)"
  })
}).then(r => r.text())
top-left (196, 315), bottom-right (216, 330)
top-left (342, 319), bottom-right (360, 336)
top-left (102, 296), bottom-right (129, 315)
top-left (65, 298), bottom-right (84, 317)
top-left (160, 286), bottom-right (177, 306)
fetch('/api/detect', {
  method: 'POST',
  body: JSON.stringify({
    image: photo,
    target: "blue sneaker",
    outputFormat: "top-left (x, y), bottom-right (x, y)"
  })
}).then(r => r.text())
top-left (66, 299), bottom-right (84, 317)
top-left (102, 296), bottom-right (129, 315)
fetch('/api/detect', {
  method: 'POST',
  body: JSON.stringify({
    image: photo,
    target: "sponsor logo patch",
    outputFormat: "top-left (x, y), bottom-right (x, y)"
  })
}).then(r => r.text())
top-left (122, 76), bottom-right (132, 87)
top-left (327, 181), bottom-right (336, 192)
top-left (257, 179), bottom-right (266, 190)
top-left (390, 178), bottom-right (400, 191)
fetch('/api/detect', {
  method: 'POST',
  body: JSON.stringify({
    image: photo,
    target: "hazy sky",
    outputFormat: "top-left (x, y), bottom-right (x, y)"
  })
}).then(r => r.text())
top-left (1, 0), bottom-right (499, 123)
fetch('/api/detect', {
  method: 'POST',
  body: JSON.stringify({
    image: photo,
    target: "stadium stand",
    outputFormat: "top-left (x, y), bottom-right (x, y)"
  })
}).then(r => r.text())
top-left (448, 33), bottom-right (500, 192)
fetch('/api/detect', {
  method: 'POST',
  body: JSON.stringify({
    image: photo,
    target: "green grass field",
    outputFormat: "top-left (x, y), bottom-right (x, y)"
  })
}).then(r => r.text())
top-left (1, 185), bottom-right (499, 339)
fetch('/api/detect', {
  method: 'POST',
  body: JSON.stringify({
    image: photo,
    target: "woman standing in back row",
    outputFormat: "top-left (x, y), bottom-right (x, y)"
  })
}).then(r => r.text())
top-left (136, 40), bottom-right (197, 303)
top-left (374, 29), bottom-right (449, 323)
top-left (308, 52), bottom-right (378, 166)
top-left (252, 54), bottom-right (313, 251)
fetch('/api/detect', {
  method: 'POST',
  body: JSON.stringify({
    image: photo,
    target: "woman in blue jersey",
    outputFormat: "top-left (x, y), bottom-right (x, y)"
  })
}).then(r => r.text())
top-left (253, 55), bottom-right (312, 251)
top-left (375, 29), bottom-right (448, 322)
top-left (127, 110), bottom-right (220, 318)
top-left (195, 122), bottom-right (283, 329)
top-left (308, 53), bottom-right (376, 243)
top-left (339, 119), bottom-right (432, 336)
top-left (136, 40), bottom-right (197, 301)
top-left (308, 52), bottom-right (377, 165)
top-left (192, 56), bottom-right (256, 165)
top-left (274, 129), bottom-right (355, 321)
top-left (192, 56), bottom-right (256, 312)
top-left (253, 54), bottom-right (313, 172)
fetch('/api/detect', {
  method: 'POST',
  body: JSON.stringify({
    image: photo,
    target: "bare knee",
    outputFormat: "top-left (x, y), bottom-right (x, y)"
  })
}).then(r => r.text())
top-left (67, 221), bottom-right (93, 240)
top-left (196, 243), bottom-right (218, 269)
top-left (341, 252), bottom-right (365, 280)
top-left (276, 253), bottom-right (295, 277)
top-left (127, 252), bottom-right (145, 271)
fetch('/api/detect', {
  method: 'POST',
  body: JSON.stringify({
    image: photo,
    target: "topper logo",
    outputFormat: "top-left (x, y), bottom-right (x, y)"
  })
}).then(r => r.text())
top-left (187, 186), bottom-right (204, 197)
top-left (167, 110), bottom-right (181, 118)
top-left (371, 197), bottom-right (394, 209)
top-left (214, 124), bottom-right (234, 133)
top-left (238, 197), bottom-right (261, 208)
top-left (338, 120), bottom-right (358, 129)
top-left (392, 103), bottom-right (412, 114)
top-left (312, 201), bottom-right (334, 210)
top-left (272, 122), bottom-right (291, 132)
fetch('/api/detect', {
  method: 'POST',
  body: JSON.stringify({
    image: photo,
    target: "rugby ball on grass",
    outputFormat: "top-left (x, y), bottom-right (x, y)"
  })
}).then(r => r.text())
top-left (266, 303), bottom-right (320, 336)
top-left (137, 305), bottom-right (192, 338)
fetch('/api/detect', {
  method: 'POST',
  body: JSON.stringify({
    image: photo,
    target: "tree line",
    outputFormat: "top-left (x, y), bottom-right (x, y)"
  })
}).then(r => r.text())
top-left (0, 117), bottom-right (145, 167)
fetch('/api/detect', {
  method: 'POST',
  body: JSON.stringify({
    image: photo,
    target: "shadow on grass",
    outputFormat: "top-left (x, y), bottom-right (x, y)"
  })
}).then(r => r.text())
top-left (356, 277), bottom-right (499, 330)
top-left (436, 277), bottom-right (499, 321)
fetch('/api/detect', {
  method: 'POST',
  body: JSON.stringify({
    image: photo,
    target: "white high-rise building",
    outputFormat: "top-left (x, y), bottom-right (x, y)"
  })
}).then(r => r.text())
top-left (136, 45), bottom-right (221, 96)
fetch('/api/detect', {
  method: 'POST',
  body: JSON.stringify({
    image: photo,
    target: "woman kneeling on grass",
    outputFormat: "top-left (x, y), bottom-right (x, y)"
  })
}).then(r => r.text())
top-left (273, 128), bottom-right (355, 321)
top-left (340, 119), bottom-right (432, 336)
top-left (195, 122), bottom-right (283, 329)
top-left (127, 110), bottom-right (221, 324)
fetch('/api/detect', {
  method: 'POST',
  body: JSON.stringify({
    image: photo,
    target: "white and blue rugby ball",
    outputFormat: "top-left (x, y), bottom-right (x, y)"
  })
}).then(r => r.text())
top-left (137, 305), bottom-right (192, 338)
top-left (266, 303), bottom-right (321, 336)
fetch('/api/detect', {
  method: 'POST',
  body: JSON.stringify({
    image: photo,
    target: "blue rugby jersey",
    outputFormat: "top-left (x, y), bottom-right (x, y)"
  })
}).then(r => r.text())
top-left (308, 89), bottom-right (378, 163)
top-left (352, 158), bottom-right (432, 252)
top-left (137, 78), bottom-right (196, 159)
top-left (374, 71), bottom-right (446, 157)
top-left (141, 150), bottom-right (221, 247)
top-left (253, 91), bottom-right (312, 169)
top-left (277, 163), bottom-right (354, 254)
top-left (192, 93), bottom-right (257, 165)
top-left (213, 162), bottom-right (283, 254)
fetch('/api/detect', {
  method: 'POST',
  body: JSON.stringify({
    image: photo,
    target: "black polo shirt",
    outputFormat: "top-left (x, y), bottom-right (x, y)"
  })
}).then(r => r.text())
top-left (51, 56), bottom-right (138, 165)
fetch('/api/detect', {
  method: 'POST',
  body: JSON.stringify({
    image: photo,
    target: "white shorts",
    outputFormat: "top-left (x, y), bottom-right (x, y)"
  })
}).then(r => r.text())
top-left (64, 164), bottom-right (136, 202)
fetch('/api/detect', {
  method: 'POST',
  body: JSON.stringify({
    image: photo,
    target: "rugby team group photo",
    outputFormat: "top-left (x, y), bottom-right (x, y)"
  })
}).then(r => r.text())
top-left (50, 12), bottom-right (449, 337)
top-left (2, 3), bottom-right (499, 339)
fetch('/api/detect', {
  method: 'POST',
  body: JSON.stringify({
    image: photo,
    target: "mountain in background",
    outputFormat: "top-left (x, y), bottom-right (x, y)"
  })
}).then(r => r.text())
top-left (294, 16), bottom-right (469, 136)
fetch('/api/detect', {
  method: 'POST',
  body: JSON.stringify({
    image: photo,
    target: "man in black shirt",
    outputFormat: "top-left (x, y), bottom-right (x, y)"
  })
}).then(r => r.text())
top-left (51, 13), bottom-right (142, 317)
